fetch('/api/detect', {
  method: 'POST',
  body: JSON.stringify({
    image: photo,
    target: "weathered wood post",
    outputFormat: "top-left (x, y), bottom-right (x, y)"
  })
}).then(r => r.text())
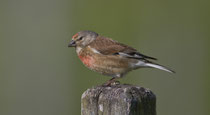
top-left (81, 84), bottom-right (156, 115)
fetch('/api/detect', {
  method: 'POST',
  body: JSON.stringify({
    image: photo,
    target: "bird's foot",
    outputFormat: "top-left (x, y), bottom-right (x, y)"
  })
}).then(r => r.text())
top-left (102, 78), bottom-right (120, 87)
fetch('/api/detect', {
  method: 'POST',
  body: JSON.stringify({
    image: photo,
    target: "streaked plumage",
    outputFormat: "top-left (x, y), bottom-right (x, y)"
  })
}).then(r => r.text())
top-left (68, 30), bottom-right (174, 84)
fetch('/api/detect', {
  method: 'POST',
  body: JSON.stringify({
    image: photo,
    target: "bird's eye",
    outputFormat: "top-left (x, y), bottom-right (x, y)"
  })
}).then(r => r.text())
top-left (78, 36), bottom-right (83, 41)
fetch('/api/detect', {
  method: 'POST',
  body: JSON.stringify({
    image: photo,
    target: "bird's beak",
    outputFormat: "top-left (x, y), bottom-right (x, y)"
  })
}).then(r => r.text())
top-left (68, 40), bottom-right (76, 47)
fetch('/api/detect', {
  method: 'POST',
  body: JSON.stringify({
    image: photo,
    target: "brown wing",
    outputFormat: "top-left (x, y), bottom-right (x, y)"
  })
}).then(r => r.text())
top-left (89, 36), bottom-right (157, 60)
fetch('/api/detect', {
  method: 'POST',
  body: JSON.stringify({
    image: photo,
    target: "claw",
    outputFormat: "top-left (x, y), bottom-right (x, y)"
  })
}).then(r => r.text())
top-left (102, 78), bottom-right (120, 86)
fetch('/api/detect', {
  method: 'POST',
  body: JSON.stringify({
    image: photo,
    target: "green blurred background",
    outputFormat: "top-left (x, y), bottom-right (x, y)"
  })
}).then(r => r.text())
top-left (0, 0), bottom-right (209, 115)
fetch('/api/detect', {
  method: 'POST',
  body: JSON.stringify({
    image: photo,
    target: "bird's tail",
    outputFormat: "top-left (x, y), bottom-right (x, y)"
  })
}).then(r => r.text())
top-left (145, 62), bottom-right (175, 73)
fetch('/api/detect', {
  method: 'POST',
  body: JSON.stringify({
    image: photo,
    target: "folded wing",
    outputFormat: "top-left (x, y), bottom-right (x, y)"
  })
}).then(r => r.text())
top-left (89, 36), bottom-right (157, 60)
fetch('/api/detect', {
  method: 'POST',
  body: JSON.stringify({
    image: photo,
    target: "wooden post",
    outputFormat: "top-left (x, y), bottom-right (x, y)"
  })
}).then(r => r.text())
top-left (81, 84), bottom-right (156, 115)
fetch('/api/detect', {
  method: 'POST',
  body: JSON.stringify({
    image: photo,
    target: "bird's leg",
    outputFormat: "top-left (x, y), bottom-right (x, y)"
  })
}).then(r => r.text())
top-left (103, 77), bottom-right (120, 86)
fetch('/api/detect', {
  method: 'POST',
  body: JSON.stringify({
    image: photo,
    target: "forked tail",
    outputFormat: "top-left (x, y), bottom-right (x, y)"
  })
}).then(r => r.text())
top-left (145, 62), bottom-right (175, 73)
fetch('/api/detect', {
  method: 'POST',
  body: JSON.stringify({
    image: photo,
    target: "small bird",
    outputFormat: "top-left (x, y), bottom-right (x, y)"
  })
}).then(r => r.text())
top-left (68, 30), bottom-right (174, 85)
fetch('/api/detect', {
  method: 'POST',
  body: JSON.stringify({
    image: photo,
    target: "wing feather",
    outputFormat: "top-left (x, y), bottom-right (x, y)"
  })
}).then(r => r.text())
top-left (89, 36), bottom-right (157, 60)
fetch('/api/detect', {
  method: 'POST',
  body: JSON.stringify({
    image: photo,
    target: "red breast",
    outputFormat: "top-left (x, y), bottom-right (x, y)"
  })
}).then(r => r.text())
top-left (79, 55), bottom-right (94, 68)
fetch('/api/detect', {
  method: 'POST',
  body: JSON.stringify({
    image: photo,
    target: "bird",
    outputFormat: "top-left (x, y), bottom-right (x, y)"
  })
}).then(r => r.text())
top-left (68, 30), bottom-right (175, 85)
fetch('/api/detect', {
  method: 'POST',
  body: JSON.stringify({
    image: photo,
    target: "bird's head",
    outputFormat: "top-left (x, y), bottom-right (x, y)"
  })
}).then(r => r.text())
top-left (68, 31), bottom-right (98, 48)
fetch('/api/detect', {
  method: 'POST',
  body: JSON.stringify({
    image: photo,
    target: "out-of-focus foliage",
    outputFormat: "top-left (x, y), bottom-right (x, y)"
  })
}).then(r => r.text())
top-left (0, 0), bottom-right (209, 115)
